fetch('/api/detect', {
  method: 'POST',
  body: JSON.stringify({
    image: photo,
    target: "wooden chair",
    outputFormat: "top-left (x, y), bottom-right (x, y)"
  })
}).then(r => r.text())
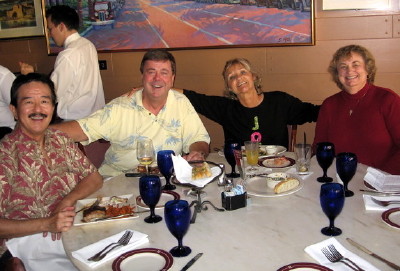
top-left (287, 124), bottom-right (297, 152)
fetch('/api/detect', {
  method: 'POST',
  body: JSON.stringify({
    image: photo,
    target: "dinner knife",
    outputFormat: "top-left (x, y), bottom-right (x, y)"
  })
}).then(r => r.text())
top-left (359, 189), bottom-right (400, 196)
top-left (346, 238), bottom-right (400, 270)
top-left (180, 252), bottom-right (203, 271)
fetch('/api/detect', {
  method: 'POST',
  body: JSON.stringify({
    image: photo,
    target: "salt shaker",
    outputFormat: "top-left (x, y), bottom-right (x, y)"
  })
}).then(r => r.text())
top-left (217, 163), bottom-right (226, 186)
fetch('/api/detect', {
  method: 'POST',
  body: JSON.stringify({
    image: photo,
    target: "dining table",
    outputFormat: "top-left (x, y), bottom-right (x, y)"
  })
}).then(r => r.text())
top-left (62, 152), bottom-right (400, 271)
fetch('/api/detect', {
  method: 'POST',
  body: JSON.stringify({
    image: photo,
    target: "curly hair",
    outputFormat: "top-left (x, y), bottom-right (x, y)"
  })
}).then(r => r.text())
top-left (328, 45), bottom-right (376, 91)
top-left (222, 58), bottom-right (262, 99)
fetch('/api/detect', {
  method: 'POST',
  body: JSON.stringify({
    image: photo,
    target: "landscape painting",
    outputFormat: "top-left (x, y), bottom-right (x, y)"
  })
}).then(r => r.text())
top-left (44, 0), bottom-right (314, 54)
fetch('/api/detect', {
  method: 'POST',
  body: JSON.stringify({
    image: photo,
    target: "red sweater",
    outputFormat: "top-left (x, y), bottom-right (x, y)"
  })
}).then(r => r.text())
top-left (314, 83), bottom-right (400, 174)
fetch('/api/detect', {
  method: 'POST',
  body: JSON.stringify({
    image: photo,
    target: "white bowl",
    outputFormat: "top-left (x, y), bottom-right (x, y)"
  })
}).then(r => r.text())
top-left (265, 145), bottom-right (278, 155)
top-left (266, 172), bottom-right (288, 189)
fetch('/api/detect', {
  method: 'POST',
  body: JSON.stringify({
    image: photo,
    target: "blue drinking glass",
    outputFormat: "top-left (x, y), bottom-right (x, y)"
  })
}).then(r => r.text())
top-left (224, 142), bottom-right (241, 178)
top-left (157, 150), bottom-right (176, 190)
top-left (320, 183), bottom-right (345, 236)
top-left (164, 200), bottom-right (192, 257)
top-left (336, 152), bottom-right (358, 197)
top-left (139, 175), bottom-right (162, 223)
top-left (316, 142), bottom-right (335, 183)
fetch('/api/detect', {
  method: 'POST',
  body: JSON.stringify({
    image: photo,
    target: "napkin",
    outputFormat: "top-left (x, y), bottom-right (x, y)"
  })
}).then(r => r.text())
top-left (364, 167), bottom-right (400, 192)
top-left (363, 194), bottom-right (400, 211)
top-left (171, 154), bottom-right (220, 187)
top-left (6, 233), bottom-right (78, 271)
top-left (72, 230), bottom-right (148, 268)
top-left (305, 237), bottom-right (380, 271)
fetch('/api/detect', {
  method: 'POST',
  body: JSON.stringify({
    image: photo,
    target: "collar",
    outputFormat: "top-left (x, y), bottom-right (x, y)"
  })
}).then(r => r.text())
top-left (341, 83), bottom-right (370, 100)
top-left (64, 32), bottom-right (80, 48)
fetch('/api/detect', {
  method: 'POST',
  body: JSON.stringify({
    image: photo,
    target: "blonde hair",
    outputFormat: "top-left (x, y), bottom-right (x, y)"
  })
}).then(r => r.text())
top-left (222, 58), bottom-right (262, 99)
top-left (328, 45), bottom-right (376, 91)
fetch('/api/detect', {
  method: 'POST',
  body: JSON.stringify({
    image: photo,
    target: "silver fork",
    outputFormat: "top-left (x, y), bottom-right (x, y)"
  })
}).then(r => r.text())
top-left (328, 245), bottom-right (365, 271)
top-left (371, 197), bottom-right (400, 207)
top-left (321, 246), bottom-right (359, 270)
top-left (88, 230), bottom-right (133, 261)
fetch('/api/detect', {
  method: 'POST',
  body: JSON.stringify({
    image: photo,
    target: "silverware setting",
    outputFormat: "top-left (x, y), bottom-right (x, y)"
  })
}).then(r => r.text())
top-left (321, 244), bottom-right (364, 271)
top-left (346, 238), bottom-right (400, 270)
top-left (180, 252), bottom-right (203, 271)
top-left (370, 197), bottom-right (400, 207)
top-left (360, 189), bottom-right (400, 196)
top-left (88, 230), bottom-right (133, 262)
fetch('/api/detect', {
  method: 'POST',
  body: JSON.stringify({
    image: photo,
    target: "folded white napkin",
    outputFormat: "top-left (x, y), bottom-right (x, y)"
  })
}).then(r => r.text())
top-left (364, 167), bottom-right (400, 192)
top-left (171, 154), bottom-right (220, 187)
top-left (286, 167), bottom-right (313, 179)
top-left (6, 233), bottom-right (78, 271)
top-left (72, 230), bottom-right (148, 268)
top-left (363, 194), bottom-right (400, 211)
top-left (305, 237), bottom-right (380, 271)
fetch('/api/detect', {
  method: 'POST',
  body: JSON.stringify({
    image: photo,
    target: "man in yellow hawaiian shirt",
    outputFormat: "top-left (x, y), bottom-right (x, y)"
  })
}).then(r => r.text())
top-left (0, 73), bottom-right (103, 270)
top-left (53, 49), bottom-right (210, 176)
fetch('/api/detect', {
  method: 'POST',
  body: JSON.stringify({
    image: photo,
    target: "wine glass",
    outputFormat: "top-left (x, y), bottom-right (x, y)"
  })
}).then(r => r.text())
top-left (244, 141), bottom-right (259, 172)
top-left (137, 138), bottom-right (155, 174)
top-left (224, 142), bottom-right (241, 178)
top-left (336, 152), bottom-right (358, 197)
top-left (316, 142), bottom-right (335, 183)
top-left (164, 200), bottom-right (192, 257)
top-left (320, 183), bottom-right (345, 236)
top-left (139, 175), bottom-right (162, 223)
top-left (157, 150), bottom-right (176, 191)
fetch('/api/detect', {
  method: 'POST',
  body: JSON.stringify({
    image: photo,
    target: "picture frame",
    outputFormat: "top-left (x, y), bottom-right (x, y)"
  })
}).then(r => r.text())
top-left (0, 0), bottom-right (45, 39)
top-left (44, 0), bottom-right (315, 54)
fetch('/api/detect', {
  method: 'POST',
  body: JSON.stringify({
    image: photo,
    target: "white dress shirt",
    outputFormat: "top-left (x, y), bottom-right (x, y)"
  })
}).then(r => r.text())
top-left (0, 65), bottom-right (16, 128)
top-left (51, 33), bottom-right (105, 120)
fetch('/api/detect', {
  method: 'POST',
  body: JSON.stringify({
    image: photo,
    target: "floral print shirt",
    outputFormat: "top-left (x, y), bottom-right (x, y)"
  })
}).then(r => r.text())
top-left (78, 90), bottom-right (210, 176)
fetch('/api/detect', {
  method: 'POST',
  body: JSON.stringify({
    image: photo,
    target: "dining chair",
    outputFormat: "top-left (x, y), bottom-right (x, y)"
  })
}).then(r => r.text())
top-left (77, 139), bottom-right (110, 168)
top-left (287, 124), bottom-right (297, 152)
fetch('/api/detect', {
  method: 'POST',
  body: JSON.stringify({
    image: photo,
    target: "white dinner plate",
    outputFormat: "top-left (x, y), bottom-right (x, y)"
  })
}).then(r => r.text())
top-left (382, 207), bottom-right (400, 229)
top-left (246, 174), bottom-right (303, 197)
top-left (112, 248), bottom-right (173, 271)
top-left (74, 194), bottom-right (138, 226)
top-left (241, 145), bottom-right (286, 158)
top-left (259, 156), bottom-right (295, 168)
top-left (277, 262), bottom-right (333, 271)
top-left (136, 191), bottom-right (180, 209)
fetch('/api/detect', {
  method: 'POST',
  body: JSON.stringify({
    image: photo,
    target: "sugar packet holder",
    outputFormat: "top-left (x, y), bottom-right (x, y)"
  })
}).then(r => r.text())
top-left (221, 185), bottom-right (247, 211)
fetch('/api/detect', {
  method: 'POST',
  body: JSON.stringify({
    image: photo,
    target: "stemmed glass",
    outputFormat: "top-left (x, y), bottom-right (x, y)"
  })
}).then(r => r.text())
top-left (244, 141), bottom-right (259, 172)
top-left (137, 138), bottom-right (155, 174)
top-left (316, 142), bottom-right (335, 183)
top-left (320, 183), bottom-right (345, 236)
top-left (336, 152), bottom-right (358, 197)
top-left (139, 175), bottom-right (162, 223)
top-left (157, 150), bottom-right (176, 191)
top-left (224, 141), bottom-right (241, 178)
top-left (164, 200), bottom-right (192, 257)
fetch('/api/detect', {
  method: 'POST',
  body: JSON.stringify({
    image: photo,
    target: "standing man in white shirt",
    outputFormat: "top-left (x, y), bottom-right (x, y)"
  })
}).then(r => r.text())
top-left (0, 65), bottom-right (16, 139)
top-left (20, 5), bottom-right (105, 121)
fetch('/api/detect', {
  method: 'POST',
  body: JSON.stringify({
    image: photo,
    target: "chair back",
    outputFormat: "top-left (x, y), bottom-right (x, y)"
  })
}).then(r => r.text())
top-left (77, 139), bottom-right (110, 168)
top-left (287, 124), bottom-right (297, 152)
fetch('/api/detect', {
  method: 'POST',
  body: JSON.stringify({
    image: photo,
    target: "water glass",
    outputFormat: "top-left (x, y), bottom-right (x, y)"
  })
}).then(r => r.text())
top-left (294, 143), bottom-right (311, 175)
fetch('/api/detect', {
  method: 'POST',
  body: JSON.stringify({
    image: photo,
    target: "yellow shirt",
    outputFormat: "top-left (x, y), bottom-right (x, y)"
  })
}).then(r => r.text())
top-left (78, 90), bottom-right (210, 176)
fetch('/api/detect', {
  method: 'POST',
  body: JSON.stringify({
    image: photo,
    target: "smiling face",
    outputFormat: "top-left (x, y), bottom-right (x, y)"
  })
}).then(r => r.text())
top-left (225, 63), bottom-right (257, 96)
top-left (141, 60), bottom-right (175, 101)
top-left (337, 52), bottom-right (368, 94)
top-left (10, 81), bottom-right (55, 142)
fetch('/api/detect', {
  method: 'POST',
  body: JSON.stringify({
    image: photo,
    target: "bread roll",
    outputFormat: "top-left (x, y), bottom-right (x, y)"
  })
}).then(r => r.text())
top-left (273, 177), bottom-right (299, 194)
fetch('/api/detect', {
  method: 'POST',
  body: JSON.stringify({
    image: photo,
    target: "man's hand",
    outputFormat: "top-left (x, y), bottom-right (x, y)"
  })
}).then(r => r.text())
top-left (44, 206), bottom-right (76, 241)
top-left (19, 62), bottom-right (35, 75)
top-left (122, 87), bottom-right (141, 97)
top-left (183, 151), bottom-right (205, 162)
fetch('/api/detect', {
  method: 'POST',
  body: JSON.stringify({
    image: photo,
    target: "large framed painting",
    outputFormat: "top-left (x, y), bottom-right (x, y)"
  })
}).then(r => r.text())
top-left (44, 0), bottom-right (314, 54)
top-left (0, 0), bottom-right (45, 39)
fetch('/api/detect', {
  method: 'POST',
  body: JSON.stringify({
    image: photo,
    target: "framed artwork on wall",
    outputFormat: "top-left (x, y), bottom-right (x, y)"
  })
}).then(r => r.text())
top-left (44, 0), bottom-right (314, 54)
top-left (0, 0), bottom-right (45, 39)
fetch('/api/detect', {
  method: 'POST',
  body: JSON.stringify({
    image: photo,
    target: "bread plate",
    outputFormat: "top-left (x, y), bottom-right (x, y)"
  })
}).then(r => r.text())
top-left (74, 194), bottom-right (139, 226)
top-left (246, 174), bottom-right (303, 197)
top-left (241, 145), bottom-right (286, 158)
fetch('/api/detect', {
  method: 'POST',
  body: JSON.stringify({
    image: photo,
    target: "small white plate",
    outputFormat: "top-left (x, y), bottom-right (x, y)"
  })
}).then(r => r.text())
top-left (246, 174), bottom-right (303, 197)
top-left (259, 156), bottom-right (295, 168)
top-left (382, 208), bottom-right (400, 229)
top-left (112, 248), bottom-right (173, 271)
top-left (136, 191), bottom-right (180, 209)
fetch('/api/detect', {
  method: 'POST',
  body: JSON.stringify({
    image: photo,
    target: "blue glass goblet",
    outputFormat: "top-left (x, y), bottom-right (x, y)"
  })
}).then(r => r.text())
top-left (320, 183), bottom-right (345, 236)
top-left (224, 142), bottom-right (241, 178)
top-left (164, 200), bottom-right (192, 257)
top-left (336, 152), bottom-right (358, 197)
top-left (316, 142), bottom-right (335, 183)
top-left (139, 175), bottom-right (162, 223)
top-left (157, 150), bottom-right (176, 191)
